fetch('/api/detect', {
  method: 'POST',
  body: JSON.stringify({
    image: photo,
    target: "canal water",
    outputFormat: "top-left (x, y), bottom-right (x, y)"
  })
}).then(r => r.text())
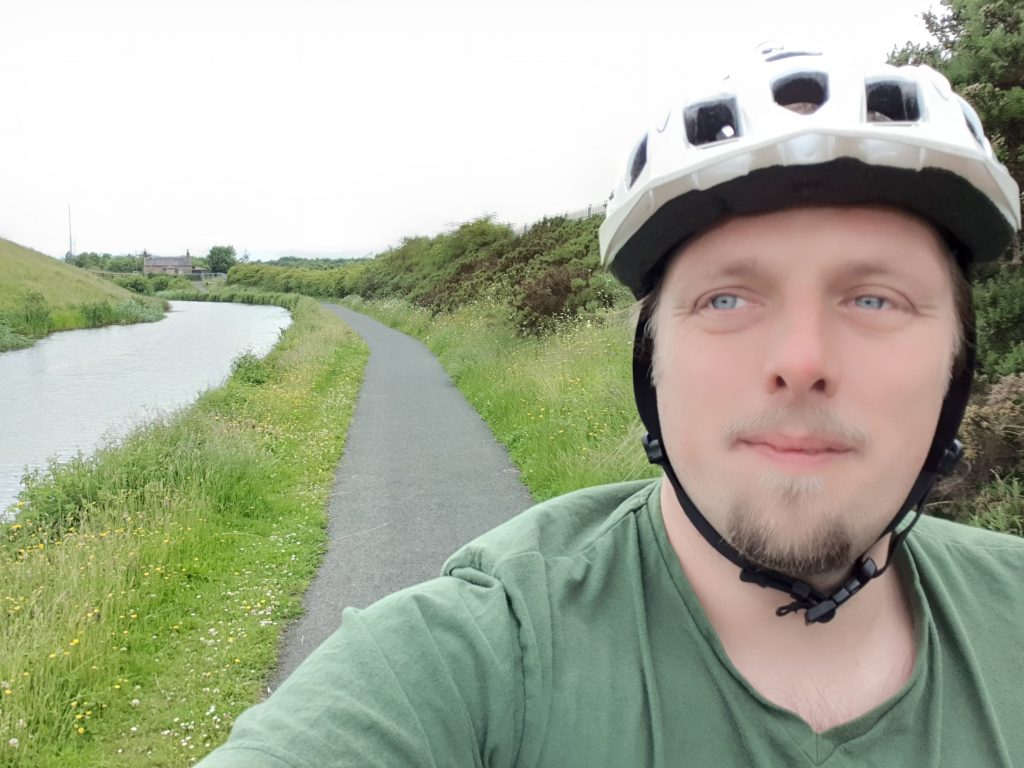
top-left (0, 300), bottom-right (292, 517)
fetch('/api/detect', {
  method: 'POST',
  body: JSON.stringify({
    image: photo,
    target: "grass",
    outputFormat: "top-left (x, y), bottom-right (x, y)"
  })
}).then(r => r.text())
top-left (340, 297), bottom-right (658, 501)
top-left (0, 296), bottom-right (368, 766)
top-left (0, 238), bottom-right (166, 352)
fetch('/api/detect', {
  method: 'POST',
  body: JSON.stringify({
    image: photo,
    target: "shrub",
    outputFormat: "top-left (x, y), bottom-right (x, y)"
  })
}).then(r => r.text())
top-left (231, 350), bottom-right (276, 385)
top-left (936, 373), bottom-right (1024, 516)
top-left (974, 263), bottom-right (1024, 377)
top-left (113, 274), bottom-right (153, 294)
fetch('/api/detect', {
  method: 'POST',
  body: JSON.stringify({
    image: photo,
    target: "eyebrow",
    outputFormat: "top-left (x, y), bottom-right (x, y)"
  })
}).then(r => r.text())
top-left (697, 257), bottom-right (905, 283)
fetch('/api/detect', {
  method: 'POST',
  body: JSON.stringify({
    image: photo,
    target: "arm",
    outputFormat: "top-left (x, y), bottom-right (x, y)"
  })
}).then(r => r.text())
top-left (196, 572), bottom-right (524, 768)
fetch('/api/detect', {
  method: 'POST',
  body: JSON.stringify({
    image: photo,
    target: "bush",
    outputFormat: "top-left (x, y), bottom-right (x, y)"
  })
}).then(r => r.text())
top-left (974, 262), bottom-right (1024, 378)
top-left (936, 373), bottom-right (1024, 518)
top-left (0, 322), bottom-right (33, 352)
top-left (113, 274), bottom-right (153, 295)
top-left (231, 350), bottom-right (276, 385)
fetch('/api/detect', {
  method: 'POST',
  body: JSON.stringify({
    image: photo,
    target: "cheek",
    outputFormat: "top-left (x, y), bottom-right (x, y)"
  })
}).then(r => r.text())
top-left (655, 334), bottom-right (760, 460)
top-left (847, 344), bottom-right (950, 455)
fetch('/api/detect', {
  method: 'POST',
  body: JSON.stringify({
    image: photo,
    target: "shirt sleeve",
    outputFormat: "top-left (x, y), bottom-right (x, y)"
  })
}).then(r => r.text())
top-left (195, 570), bottom-right (524, 768)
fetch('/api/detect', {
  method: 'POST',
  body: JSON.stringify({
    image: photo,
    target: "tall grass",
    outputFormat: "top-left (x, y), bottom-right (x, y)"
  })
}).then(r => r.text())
top-left (0, 297), bottom-right (368, 766)
top-left (341, 297), bottom-right (657, 501)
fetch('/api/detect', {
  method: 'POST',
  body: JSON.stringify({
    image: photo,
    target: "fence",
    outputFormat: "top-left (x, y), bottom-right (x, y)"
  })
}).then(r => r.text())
top-left (513, 201), bottom-right (608, 235)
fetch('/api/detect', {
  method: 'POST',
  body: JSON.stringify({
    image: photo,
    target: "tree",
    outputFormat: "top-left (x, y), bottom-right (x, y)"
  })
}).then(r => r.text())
top-left (207, 245), bottom-right (237, 274)
top-left (889, 0), bottom-right (1024, 190)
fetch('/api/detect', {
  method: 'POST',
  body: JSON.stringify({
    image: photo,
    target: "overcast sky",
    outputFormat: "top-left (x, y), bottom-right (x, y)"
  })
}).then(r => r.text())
top-left (0, 0), bottom-right (941, 261)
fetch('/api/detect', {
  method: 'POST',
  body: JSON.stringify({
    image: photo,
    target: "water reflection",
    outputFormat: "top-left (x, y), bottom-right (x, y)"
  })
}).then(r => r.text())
top-left (0, 301), bottom-right (292, 517)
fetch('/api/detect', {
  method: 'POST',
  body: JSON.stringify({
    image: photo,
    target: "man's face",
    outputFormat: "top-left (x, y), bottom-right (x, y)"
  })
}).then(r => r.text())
top-left (653, 205), bottom-right (958, 583)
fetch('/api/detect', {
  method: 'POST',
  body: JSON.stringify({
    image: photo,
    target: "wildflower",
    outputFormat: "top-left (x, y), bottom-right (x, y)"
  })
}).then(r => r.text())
top-left (7, 738), bottom-right (18, 749)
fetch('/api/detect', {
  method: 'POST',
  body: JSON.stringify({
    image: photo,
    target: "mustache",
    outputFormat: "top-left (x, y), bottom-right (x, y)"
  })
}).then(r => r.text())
top-left (723, 405), bottom-right (870, 451)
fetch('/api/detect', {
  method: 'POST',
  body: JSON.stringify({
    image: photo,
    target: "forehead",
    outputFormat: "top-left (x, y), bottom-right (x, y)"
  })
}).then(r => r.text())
top-left (663, 205), bottom-right (953, 287)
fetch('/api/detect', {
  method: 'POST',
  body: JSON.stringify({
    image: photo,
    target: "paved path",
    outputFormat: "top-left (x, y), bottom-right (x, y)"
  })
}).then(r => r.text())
top-left (272, 304), bottom-right (535, 688)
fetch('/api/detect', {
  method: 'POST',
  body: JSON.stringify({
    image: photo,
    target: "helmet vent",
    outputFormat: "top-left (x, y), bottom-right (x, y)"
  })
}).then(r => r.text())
top-left (866, 80), bottom-right (921, 122)
top-left (627, 134), bottom-right (648, 189)
top-left (957, 97), bottom-right (986, 148)
top-left (772, 72), bottom-right (828, 114)
top-left (684, 99), bottom-right (740, 146)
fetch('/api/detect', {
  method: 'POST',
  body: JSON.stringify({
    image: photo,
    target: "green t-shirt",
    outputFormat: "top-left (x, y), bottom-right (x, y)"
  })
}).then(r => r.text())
top-left (198, 479), bottom-right (1024, 767)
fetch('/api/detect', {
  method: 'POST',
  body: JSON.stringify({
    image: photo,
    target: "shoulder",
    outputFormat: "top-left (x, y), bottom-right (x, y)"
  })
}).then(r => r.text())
top-left (912, 514), bottom-right (1024, 558)
top-left (443, 478), bottom-right (660, 577)
top-left (909, 514), bottom-right (1024, 602)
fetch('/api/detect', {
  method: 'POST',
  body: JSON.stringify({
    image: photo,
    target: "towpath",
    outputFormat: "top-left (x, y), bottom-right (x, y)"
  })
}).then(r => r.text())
top-left (271, 304), bottom-right (535, 688)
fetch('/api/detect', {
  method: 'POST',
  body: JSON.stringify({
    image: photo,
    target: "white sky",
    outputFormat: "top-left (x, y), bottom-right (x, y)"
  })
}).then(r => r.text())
top-left (0, 0), bottom-right (940, 261)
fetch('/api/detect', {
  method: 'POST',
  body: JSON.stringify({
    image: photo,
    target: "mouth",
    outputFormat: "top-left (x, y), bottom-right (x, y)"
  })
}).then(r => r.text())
top-left (736, 434), bottom-right (854, 468)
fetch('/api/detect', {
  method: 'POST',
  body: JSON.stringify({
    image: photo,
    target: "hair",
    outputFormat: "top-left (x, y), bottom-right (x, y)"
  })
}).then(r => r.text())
top-left (639, 235), bottom-right (973, 387)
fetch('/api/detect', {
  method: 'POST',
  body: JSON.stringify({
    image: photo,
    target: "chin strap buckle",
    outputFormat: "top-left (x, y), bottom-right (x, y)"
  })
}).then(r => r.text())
top-left (761, 558), bottom-right (880, 625)
top-left (938, 439), bottom-right (964, 476)
top-left (642, 433), bottom-right (665, 465)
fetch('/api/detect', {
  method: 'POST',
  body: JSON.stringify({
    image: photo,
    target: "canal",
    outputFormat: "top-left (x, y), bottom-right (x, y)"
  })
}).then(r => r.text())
top-left (0, 300), bottom-right (292, 517)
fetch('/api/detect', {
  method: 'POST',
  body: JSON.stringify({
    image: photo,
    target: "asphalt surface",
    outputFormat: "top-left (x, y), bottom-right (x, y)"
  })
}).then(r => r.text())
top-left (271, 303), bottom-right (535, 688)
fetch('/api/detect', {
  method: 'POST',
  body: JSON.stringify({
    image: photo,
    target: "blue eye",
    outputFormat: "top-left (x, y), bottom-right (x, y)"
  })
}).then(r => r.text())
top-left (709, 294), bottom-right (745, 310)
top-left (853, 295), bottom-right (889, 310)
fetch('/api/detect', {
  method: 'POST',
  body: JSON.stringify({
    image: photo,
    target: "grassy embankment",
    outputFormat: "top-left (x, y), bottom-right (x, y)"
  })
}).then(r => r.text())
top-left (0, 295), bottom-right (368, 766)
top-left (0, 238), bottom-right (166, 352)
top-left (230, 215), bottom-right (1024, 534)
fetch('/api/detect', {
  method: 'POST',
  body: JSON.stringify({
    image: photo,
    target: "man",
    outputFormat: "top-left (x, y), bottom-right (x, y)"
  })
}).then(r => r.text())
top-left (199, 45), bottom-right (1023, 766)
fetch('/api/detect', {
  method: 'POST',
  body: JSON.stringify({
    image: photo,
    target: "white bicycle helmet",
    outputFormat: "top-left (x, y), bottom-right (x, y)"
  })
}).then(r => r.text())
top-left (607, 45), bottom-right (1022, 624)
top-left (600, 43), bottom-right (1020, 297)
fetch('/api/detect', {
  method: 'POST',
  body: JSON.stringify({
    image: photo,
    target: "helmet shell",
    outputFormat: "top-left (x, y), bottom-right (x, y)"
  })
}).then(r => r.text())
top-left (600, 48), bottom-right (1021, 297)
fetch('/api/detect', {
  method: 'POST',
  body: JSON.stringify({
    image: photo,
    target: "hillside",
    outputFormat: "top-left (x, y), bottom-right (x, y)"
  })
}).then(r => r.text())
top-left (0, 237), bottom-right (165, 351)
top-left (0, 238), bottom-right (136, 310)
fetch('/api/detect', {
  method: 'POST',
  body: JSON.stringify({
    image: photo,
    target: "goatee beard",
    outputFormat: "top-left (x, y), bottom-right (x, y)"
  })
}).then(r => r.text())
top-left (725, 473), bottom-right (854, 583)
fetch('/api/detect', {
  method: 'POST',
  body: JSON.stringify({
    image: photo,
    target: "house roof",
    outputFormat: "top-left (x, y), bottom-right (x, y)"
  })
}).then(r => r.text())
top-left (144, 255), bottom-right (192, 267)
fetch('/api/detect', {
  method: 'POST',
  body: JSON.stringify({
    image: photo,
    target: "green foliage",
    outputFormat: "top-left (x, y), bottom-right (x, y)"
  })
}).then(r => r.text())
top-left (65, 252), bottom-right (143, 272)
top-left (974, 262), bottom-right (1024, 376)
top-left (113, 273), bottom-right (151, 294)
top-left (0, 323), bottom-right (33, 352)
top-left (227, 215), bottom-right (631, 336)
top-left (0, 291), bottom-right (52, 336)
top-left (231, 350), bottom-right (276, 385)
top-left (113, 273), bottom-right (194, 296)
top-left (890, 0), bottom-right (1024, 193)
top-left (207, 245), bottom-right (238, 274)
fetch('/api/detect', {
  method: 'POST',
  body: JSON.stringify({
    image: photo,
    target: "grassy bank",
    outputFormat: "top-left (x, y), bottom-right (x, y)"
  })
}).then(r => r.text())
top-left (0, 238), bottom-right (166, 352)
top-left (341, 297), bottom-right (657, 501)
top-left (0, 296), bottom-right (368, 766)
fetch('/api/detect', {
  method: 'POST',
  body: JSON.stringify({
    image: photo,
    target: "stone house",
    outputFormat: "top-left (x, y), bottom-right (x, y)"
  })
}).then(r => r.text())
top-left (143, 254), bottom-right (193, 276)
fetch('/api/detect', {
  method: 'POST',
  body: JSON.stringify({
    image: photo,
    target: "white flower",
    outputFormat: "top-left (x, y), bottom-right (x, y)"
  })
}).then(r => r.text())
top-left (7, 739), bottom-right (18, 749)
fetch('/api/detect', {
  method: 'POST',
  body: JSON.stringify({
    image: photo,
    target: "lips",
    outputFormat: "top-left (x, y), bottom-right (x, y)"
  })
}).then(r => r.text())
top-left (740, 434), bottom-right (852, 453)
top-left (737, 434), bottom-right (853, 466)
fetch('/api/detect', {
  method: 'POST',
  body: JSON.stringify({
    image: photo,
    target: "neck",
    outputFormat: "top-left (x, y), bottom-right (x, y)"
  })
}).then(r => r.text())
top-left (659, 477), bottom-right (917, 730)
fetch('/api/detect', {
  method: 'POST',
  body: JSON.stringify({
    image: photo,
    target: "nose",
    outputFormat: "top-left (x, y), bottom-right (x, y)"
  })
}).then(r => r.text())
top-left (763, 304), bottom-right (837, 398)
